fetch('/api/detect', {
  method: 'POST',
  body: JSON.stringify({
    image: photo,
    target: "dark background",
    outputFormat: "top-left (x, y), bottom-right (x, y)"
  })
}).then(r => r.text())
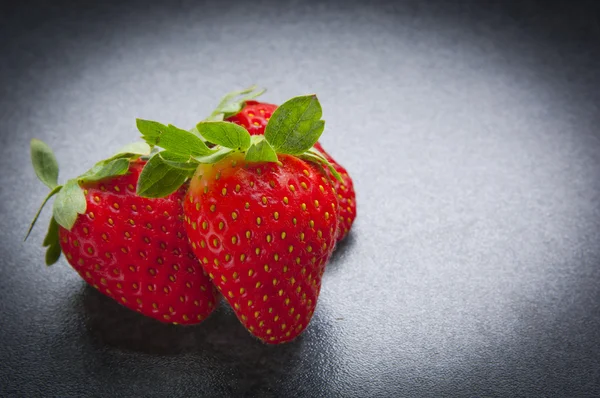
top-left (1, 0), bottom-right (600, 396)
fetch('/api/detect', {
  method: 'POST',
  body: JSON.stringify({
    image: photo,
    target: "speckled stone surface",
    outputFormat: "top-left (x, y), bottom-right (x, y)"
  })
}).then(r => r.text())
top-left (1, 0), bottom-right (600, 396)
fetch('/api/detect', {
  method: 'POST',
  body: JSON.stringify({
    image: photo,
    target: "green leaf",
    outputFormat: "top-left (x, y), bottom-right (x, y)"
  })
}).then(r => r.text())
top-left (159, 151), bottom-right (191, 162)
top-left (136, 119), bottom-right (166, 139)
top-left (52, 179), bottom-right (86, 230)
top-left (209, 85), bottom-right (266, 120)
top-left (43, 216), bottom-right (60, 247)
top-left (193, 147), bottom-right (233, 164)
top-left (136, 119), bottom-right (214, 157)
top-left (45, 243), bottom-right (62, 266)
top-left (168, 124), bottom-right (215, 155)
top-left (245, 139), bottom-right (278, 163)
top-left (265, 95), bottom-right (325, 155)
top-left (205, 113), bottom-right (226, 122)
top-left (147, 146), bottom-right (161, 158)
top-left (43, 217), bottom-right (62, 266)
top-left (30, 139), bottom-right (59, 189)
top-left (111, 141), bottom-right (152, 158)
top-left (136, 153), bottom-right (192, 198)
top-left (188, 125), bottom-right (206, 140)
top-left (78, 142), bottom-right (153, 183)
top-left (300, 149), bottom-right (342, 182)
top-left (196, 122), bottom-right (251, 150)
top-left (158, 151), bottom-right (199, 172)
top-left (24, 185), bottom-right (62, 241)
top-left (78, 158), bottom-right (131, 183)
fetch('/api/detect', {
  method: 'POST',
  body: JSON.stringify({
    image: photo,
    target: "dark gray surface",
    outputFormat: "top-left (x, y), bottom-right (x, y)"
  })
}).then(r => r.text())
top-left (2, 0), bottom-right (600, 396)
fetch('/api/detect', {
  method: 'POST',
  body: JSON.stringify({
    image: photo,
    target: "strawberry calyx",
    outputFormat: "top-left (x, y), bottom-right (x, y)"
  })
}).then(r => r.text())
top-left (135, 93), bottom-right (341, 199)
top-left (26, 140), bottom-right (152, 264)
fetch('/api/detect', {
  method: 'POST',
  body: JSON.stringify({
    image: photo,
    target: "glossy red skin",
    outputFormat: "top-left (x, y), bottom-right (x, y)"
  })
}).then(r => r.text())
top-left (58, 161), bottom-right (218, 325)
top-left (183, 154), bottom-right (339, 344)
top-left (313, 142), bottom-right (356, 242)
top-left (225, 100), bottom-right (277, 136)
top-left (227, 100), bottom-right (357, 242)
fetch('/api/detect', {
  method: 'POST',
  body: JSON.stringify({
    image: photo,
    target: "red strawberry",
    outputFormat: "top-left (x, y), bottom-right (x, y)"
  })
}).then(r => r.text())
top-left (313, 142), bottom-right (356, 242)
top-left (225, 100), bottom-right (277, 136)
top-left (27, 142), bottom-right (218, 325)
top-left (135, 93), bottom-right (342, 343)
top-left (183, 153), bottom-right (339, 343)
top-left (225, 99), bottom-right (356, 242)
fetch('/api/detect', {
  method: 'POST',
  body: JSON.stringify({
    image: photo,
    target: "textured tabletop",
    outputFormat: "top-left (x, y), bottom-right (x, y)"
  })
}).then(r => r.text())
top-left (1, 0), bottom-right (600, 396)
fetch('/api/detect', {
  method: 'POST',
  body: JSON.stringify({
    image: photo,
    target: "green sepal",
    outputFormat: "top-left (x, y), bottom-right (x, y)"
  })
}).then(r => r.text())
top-left (188, 125), bottom-right (207, 141)
top-left (136, 152), bottom-right (194, 198)
top-left (300, 148), bottom-right (342, 182)
top-left (147, 146), bottom-right (161, 157)
top-left (45, 243), bottom-right (62, 266)
top-left (108, 141), bottom-right (152, 160)
top-left (43, 216), bottom-right (59, 246)
top-left (43, 217), bottom-right (62, 266)
top-left (208, 85), bottom-right (266, 121)
top-left (193, 147), bottom-right (233, 164)
top-left (24, 185), bottom-right (62, 241)
top-left (264, 95), bottom-right (325, 155)
top-left (77, 141), bottom-right (151, 184)
top-left (205, 113), bottom-right (226, 122)
top-left (136, 119), bottom-right (214, 157)
top-left (30, 139), bottom-right (59, 189)
top-left (158, 151), bottom-right (200, 172)
top-left (245, 138), bottom-right (278, 163)
top-left (195, 122), bottom-right (252, 151)
top-left (52, 179), bottom-right (87, 230)
top-left (78, 158), bottom-right (131, 183)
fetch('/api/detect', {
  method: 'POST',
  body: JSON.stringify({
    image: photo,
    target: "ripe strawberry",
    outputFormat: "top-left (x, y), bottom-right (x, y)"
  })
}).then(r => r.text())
top-left (27, 141), bottom-right (218, 325)
top-left (225, 100), bottom-right (277, 136)
top-left (183, 153), bottom-right (338, 343)
top-left (223, 97), bottom-right (356, 242)
top-left (313, 142), bottom-right (356, 242)
top-left (135, 94), bottom-right (343, 343)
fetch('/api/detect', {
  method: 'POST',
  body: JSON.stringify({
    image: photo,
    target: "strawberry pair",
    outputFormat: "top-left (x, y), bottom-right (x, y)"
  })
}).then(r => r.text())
top-left (27, 87), bottom-right (356, 344)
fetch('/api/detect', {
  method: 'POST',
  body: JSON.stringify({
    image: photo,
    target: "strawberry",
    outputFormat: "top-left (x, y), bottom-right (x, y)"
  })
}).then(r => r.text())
top-left (27, 141), bottom-right (218, 325)
top-left (225, 100), bottom-right (277, 136)
top-left (183, 153), bottom-right (338, 343)
top-left (221, 94), bottom-right (356, 242)
top-left (313, 142), bottom-right (356, 242)
top-left (135, 94), bottom-right (343, 343)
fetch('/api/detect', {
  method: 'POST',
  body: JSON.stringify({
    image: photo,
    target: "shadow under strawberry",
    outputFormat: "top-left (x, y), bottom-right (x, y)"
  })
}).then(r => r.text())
top-left (80, 285), bottom-right (305, 357)
top-left (326, 231), bottom-right (357, 272)
top-left (76, 284), bottom-right (343, 396)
